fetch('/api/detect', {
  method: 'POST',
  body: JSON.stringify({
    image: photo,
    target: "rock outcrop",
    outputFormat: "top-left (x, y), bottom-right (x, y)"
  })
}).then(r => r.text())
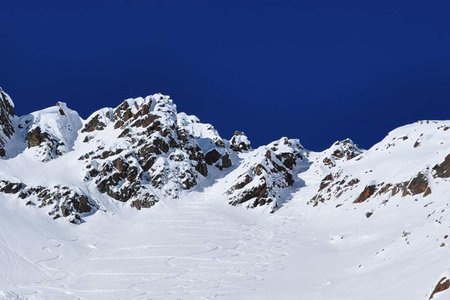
top-left (429, 277), bottom-right (450, 299)
top-left (230, 130), bottom-right (251, 152)
top-left (80, 95), bottom-right (233, 206)
top-left (0, 89), bottom-right (15, 157)
top-left (433, 154), bottom-right (450, 178)
top-left (1, 87), bottom-right (449, 227)
top-left (321, 139), bottom-right (362, 168)
top-left (226, 137), bottom-right (304, 209)
top-left (0, 180), bottom-right (97, 224)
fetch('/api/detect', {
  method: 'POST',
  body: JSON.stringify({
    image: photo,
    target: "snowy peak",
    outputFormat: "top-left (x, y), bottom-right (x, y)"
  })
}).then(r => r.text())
top-left (230, 130), bottom-right (251, 152)
top-left (21, 102), bottom-right (82, 161)
top-left (0, 88), bottom-right (449, 229)
top-left (1, 89), bottom-right (450, 300)
top-left (319, 138), bottom-right (363, 169)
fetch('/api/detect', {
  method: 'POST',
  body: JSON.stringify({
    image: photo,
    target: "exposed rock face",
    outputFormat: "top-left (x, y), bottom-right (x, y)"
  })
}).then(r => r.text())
top-left (0, 180), bottom-right (97, 224)
top-left (0, 89), bottom-right (15, 157)
top-left (82, 112), bottom-right (110, 133)
top-left (311, 170), bottom-right (434, 207)
top-left (406, 173), bottom-right (431, 196)
top-left (307, 120), bottom-right (450, 209)
top-left (205, 149), bottom-right (222, 165)
top-left (1, 88), bottom-right (449, 228)
top-left (226, 137), bottom-right (304, 209)
top-left (26, 127), bottom-right (50, 148)
top-left (230, 130), bottom-right (251, 152)
top-left (309, 175), bottom-right (361, 206)
top-left (0, 91), bottom-right (242, 220)
top-left (354, 185), bottom-right (376, 203)
top-left (321, 139), bottom-right (362, 168)
top-left (80, 95), bottom-right (232, 205)
top-left (433, 154), bottom-right (450, 178)
top-left (429, 277), bottom-right (450, 299)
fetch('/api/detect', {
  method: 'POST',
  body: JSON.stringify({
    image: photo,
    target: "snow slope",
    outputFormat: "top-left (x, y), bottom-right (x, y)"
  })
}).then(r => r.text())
top-left (0, 89), bottom-right (449, 299)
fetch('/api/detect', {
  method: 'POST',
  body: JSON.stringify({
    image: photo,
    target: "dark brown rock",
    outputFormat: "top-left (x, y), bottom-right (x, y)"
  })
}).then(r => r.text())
top-left (319, 174), bottom-right (334, 191)
top-left (433, 154), bottom-right (450, 178)
top-left (195, 162), bottom-right (208, 177)
top-left (332, 149), bottom-right (344, 158)
top-left (407, 173), bottom-right (429, 196)
top-left (205, 149), bottom-right (221, 165)
top-left (429, 277), bottom-right (450, 299)
top-left (82, 114), bottom-right (107, 133)
top-left (354, 185), bottom-right (376, 203)
top-left (232, 175), bottom-right (253, 191)
top-left (221, 153), bottom-right (232, 169)
top-left (113, 157), bottom-right (128, 173)
top-left (141, 114), bottom-right (159, 128)
top-left (131, 196), bottom-right (157, 210)
top-left (26, 127), bottom-right (49, 148)
top-left (0, 181), bottom-right (25, 194)
top-left (230, 182), bottom-right (269, 205)
top-left (323, 157), bottom-right (335, 167)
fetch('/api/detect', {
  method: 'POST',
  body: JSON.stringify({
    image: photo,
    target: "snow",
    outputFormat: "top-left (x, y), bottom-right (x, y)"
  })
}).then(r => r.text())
top-left (0, 90), bottom-right (449, 299)
top-left (0, 176), bottom-right (449, 299)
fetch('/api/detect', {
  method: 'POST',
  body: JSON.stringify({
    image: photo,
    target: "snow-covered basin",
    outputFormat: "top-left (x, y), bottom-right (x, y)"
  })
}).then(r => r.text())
top-left (0, 178), bottom-right (448, 300)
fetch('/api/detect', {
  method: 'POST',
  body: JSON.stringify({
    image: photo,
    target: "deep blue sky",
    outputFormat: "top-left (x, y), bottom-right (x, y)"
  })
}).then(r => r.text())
top-left (1, 1), bottom-right (450, 150)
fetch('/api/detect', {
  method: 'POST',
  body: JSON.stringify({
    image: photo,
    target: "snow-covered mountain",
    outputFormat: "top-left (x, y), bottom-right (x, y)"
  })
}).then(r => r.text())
top-left (0, 88), bottom-right (449, 299)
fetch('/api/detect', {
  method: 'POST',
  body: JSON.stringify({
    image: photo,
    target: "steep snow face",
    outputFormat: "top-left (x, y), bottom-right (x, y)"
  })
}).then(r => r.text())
top-left (0, 90), bottom-right (15, 157)
top-left (18, 102), bottom-right (83, 162)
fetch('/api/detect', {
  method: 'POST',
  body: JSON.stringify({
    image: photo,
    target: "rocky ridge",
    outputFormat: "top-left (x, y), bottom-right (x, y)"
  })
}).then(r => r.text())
top-left (0, 89), bottom-right (449, 231)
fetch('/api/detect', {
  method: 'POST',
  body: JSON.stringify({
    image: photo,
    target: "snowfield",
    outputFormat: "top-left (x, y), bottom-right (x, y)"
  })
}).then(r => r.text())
top-left (1, 153), bottom-right (449, 300)
top-left (0, 91), bottom-right (449, 299)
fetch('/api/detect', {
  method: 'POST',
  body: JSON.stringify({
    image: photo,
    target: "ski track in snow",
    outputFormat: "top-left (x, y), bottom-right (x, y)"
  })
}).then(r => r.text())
top-left (1, 116), bottom-right (450, 299)
top-left (0, 190), bottom-right (305, 300)
top-left (2, 186), bottom-right (448, 300)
